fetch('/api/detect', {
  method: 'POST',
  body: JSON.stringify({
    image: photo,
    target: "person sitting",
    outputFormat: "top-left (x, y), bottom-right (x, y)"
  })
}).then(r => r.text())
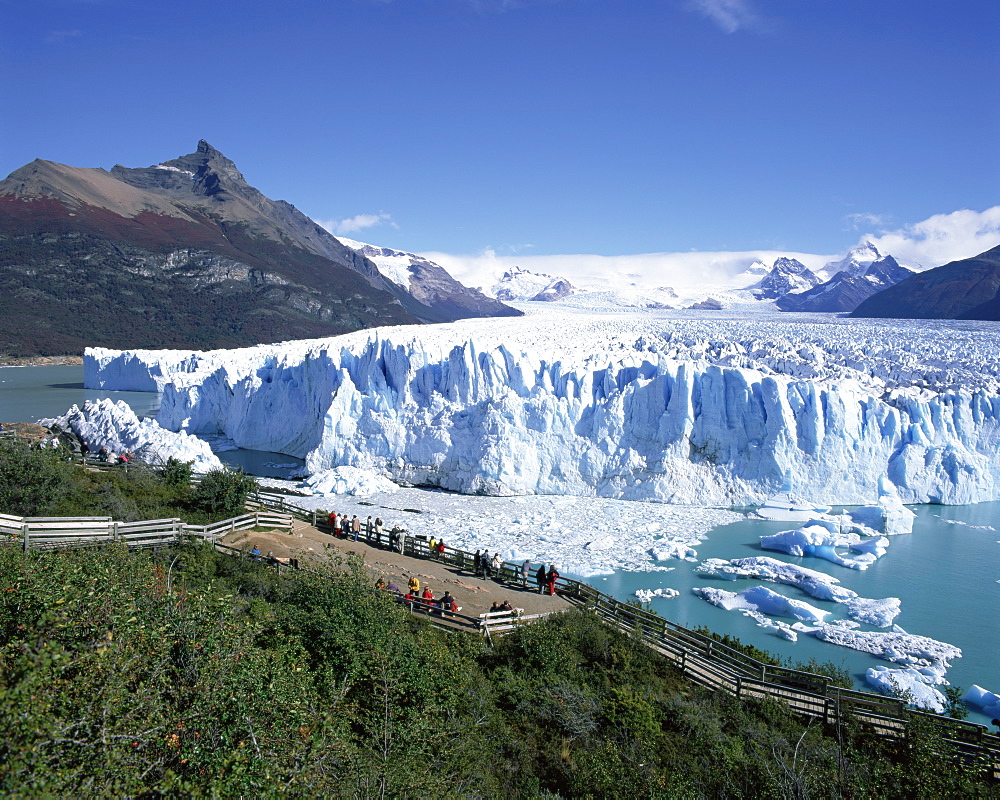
top-left (421, 587), bottom-right (435, 610)
top-left (489, 601), bottom-right (501, 614)
top-left (439, 591), bottom-right (459, 615)
top-left (250, 545), bottom-right (261, 561)
top-left (374, 576), bottom-right (387, 591)
top-left (499, 600), bottom-right (513, 612)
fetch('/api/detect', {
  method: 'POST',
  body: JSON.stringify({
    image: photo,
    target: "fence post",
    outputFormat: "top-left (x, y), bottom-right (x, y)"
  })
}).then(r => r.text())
top-left (22, 522), bottom-right (30, 553)
top-left (112, 521), bottom-right (119, 543)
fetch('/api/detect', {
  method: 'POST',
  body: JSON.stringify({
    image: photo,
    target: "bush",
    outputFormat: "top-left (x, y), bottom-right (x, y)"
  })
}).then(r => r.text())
top-left (0, 439), bottom-right (70, 516)
top-left (191, 468), bottom-right (258, 516)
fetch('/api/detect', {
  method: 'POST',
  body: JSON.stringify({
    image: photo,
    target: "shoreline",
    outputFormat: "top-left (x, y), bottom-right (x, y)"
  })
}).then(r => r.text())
top-left (0, 355), bottom-right (84, 367)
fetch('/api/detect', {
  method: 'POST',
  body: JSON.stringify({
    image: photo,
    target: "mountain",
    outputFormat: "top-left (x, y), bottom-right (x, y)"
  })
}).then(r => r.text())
top-left (335, 237), bottom-right (519, 319)
top-left (752, 257), bottom-right (821, 300)
top-left (0, 141), bottom-right (518, 356)
top-left (850, 244), bottom-right (1000, 320)
top-left (777, 245), bottom-right (913, 313)
top-left (488, 266), bottom-right (575, 302)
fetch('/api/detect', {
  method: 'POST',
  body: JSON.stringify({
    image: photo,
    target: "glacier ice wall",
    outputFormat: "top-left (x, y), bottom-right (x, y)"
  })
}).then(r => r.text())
top-left (83, 312), bottom-right (1000, 505)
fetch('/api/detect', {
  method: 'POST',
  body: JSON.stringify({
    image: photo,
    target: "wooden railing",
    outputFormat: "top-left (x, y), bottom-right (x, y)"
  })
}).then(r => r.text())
top-left (0, 509), bottom-right (293, 552)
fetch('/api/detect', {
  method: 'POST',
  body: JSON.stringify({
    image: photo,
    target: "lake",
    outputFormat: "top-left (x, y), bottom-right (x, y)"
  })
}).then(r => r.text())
top-left (4, 364), bottom-right (998, 726)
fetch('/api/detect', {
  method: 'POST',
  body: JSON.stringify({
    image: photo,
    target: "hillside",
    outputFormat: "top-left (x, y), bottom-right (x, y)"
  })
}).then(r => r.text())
top-left (0, 142), bottom-right (518, 356)
top-left (851, 244), bottom-right (1000, 320)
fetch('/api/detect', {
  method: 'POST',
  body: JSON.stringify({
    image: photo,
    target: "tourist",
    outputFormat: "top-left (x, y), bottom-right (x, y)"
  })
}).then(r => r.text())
top-left (350, 515), bottom-right (360, 541)
top-left (341, 516), bottom-right (351, 538)
top-left (520, 559), bottom-right (530, 587)
top-left (250, 545), bottom-right (261, 561)
top-left (421, 586), bottom-right (434, 609)
top-left (436, 539), bottom-right (446, 560)
top-left (408, 575), bottom-right (420, 596)
top-left (366, 515), bottom-right (373, 540)
top-left (328, 511), bottom-right (339, 534)
top-left (499, 600), bottom-right (513, 612)
top-left (489, 601), bottom-right (500, 614)
top-left (481, 551), bottom-right (491, 580)
top-left (374, 576), bottom-right (386, 590)
top-left (429, 536), bottom-right (437, 556)
top-left (491, 552), bottom-right (504, 582)
top-left (473, 550), bottom-right (482, 575)
top-left (80, 440), bottom-right (89, 463)
top-left (535, 564), bottom-right (546, 594)
top-left (546, 565), bottom-right (560, 596)
top-left (374, 517), bottom-right (383, 544)
top-left (439, 591), bottom-right (458, 615)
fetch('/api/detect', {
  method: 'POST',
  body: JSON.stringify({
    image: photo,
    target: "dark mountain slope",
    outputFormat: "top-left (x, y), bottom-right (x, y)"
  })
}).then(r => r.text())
top-left (0, 142), bottom-right (518, 356)
top-left (850, 244), bottom-right (1000, 320)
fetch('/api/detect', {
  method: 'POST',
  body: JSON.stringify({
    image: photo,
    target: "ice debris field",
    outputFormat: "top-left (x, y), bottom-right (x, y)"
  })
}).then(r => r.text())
top-left (40, 305), bottom-right (1000, 715)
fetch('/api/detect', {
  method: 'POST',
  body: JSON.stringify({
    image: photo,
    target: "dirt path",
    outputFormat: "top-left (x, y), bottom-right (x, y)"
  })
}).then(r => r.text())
top-left (221, 520), bottom-right (573, 619)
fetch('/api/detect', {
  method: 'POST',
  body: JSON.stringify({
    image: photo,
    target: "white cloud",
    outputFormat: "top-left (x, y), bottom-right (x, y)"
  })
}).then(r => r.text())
top-left (858, 206), bottom-right (1000, 269)
top-left (844, 212), bottom-right (890, 231)
top-left (316, 212), bottom-right (397, 236)
top-left (420, 247), bottom-right (834, 295)
top-left (689, 0), bottom-right (757, 33)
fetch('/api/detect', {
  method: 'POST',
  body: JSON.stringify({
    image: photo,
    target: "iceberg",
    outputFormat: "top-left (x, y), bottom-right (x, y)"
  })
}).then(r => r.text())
top-left (963, 685), bottom-right (1000, 719)
top-left (635, 587), bottom-right (680, 602)
top-left (82, 309), bottom-right (1000, 505)
top-left (40, 399), bottom-right (222, 473)
top-left (760, 523), bottom-right (889, 570)
top-left (692, 585), bottom-right (830, 624)
top-left (301, 467), bottom-right (399, 496)
top-left (696, 556), bottom-right (901, 626)
top-left (866, 665), bottom-right (949, 713)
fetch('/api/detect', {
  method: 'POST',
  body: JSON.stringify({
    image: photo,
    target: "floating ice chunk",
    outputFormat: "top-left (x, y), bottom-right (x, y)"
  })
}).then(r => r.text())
top-left (760, 524), bottom-right (888, 570)
top-left (40, 400), bottom-right (222, 473)
top-left (962, 685), bottom-right (1000, 718)
top-left (650, 541), bottom-right (697, 560)
top-left (866, 665), bottom-right (948, 713)
top-left (843, 597), bottom-right (902, 627)
top-left (693, 585), bottom-right (829, 624)
top-left (696, 555), bottom-right (901, 626)
top-left (811, 626), bottom-right (961, 669)
top-left (302, 467), bottom-right (399, 496)
top-left (635, 587), bottom-right (680, 602)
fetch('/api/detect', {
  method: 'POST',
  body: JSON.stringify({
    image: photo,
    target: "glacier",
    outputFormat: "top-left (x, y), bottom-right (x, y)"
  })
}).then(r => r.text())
top-left (82, 307), bottom-right (1000, 506)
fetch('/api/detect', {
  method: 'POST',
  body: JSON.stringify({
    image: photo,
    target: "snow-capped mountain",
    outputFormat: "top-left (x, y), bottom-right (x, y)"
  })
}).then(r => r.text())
top-left (817, 241), bottom-right (884, 281)
top-left (489, 266), bottom-right (575, 302)
top-left (752, 257), bottom-right (822, 300)
top-left (778, 250), bottom-right (914, 313)
top-left (335, 237), bottom-right (520, 321)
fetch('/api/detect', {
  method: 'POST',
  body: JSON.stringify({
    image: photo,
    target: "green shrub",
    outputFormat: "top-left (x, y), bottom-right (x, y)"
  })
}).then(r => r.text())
top-left (0, 439), bottom-right (70, 516)
top-left (191, 468), bottom-right (258, 516)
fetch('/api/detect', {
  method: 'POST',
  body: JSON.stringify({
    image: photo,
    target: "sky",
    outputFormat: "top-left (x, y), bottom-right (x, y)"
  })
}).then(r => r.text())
top-left (2, 0), bottom-right (999, 283)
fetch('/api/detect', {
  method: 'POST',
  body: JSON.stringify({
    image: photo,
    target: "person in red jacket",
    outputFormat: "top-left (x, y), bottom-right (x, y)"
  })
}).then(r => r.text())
top-left (546, 565), bottom-right (559, 596)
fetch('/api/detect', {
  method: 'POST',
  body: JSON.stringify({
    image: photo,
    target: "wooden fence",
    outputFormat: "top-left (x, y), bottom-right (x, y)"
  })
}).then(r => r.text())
top-left (0, 509), bottom-right (293, 552)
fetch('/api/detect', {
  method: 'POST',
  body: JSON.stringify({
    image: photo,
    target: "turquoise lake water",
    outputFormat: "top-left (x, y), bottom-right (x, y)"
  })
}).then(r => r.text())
top-left (4, 365), bottom-right (998, 727)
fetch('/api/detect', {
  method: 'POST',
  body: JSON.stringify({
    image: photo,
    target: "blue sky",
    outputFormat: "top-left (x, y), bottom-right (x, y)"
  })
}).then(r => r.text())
top-left (2, 0), bottom-right (998, 267)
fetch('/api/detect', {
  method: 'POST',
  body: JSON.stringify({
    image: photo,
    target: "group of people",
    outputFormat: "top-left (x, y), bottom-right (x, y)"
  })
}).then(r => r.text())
top-left (473, 551), bottom-right (560, 595)
top-left (376, 575), bottom-right (460, 616)
top-left (325, 511), bottom-right (562, 599)
top-left (78, 440), bottom-right (132, 466)
top-left (327, 512), bottom-right (383, 543)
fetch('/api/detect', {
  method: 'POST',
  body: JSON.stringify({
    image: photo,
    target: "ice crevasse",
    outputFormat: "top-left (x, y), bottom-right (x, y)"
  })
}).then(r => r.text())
top-left (84, 323), bottom-right (1000, 506)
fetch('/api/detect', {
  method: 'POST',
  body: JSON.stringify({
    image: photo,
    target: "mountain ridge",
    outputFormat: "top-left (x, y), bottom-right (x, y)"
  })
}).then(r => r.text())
top-left (0, 142), bottom-right (519, 356)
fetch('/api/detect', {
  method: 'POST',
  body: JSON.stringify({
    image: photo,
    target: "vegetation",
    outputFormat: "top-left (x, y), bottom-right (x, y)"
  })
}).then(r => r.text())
top-left (0, 439), bottom-right (253, 526)
top-left (0, 544), bottom-right (995, 797)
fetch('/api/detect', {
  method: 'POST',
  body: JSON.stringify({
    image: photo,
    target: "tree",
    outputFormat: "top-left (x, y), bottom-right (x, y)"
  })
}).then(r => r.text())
top-left (191, 468), bottom-right (257, 516)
